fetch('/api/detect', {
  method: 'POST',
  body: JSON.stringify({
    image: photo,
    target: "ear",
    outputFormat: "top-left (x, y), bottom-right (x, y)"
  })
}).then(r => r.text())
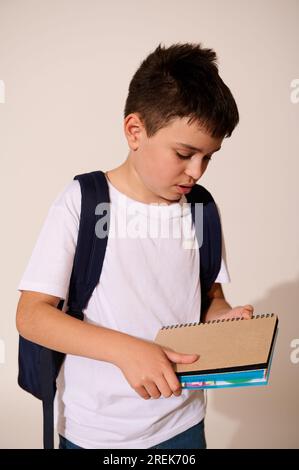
top-left (123, 113), bottom-right (145, 151)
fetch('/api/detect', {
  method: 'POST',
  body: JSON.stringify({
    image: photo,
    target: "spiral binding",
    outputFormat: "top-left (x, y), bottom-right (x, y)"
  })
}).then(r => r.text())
top-left (160, 313), bottom-right (275, 330)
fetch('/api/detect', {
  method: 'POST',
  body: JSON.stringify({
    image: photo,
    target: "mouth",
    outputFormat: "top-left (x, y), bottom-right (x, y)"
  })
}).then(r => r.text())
top-left (176, 185), bottom-right (193, 194)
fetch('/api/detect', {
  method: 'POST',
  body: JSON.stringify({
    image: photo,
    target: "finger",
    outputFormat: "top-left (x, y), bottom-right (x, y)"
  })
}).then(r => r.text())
top-left (143, 380), bottom-right (163, 399)
top-left (243, 304), bottom-right (254, 312)
top-left (163, 370), bottom-right (182, 397)
top-left (229, 308), bottom-right (244, 319)
top-left (164, 348), bottom-right (199, 364)
top-left (241, 308), bottom-right (253, 319)
top-left (135, 385), bottom-right (151, 400)
top-left (153, 376), bottom-right (174, 399)
top-left (242, 311), bottom-right (252, 319)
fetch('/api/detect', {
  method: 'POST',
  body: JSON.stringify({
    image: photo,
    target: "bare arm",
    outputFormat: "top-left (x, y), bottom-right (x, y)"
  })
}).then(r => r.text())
top-left (202, 283), bottom-right (254, 322)
top-left (16, 291), bottom-right (137, 365)
top-left (16, 291), bottom-right (199, 400)
top-left (202, 283), bottom-right (232, 322)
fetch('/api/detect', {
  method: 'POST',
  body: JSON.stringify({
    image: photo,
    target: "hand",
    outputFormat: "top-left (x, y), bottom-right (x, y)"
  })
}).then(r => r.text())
top-left (114, 337), bottom-right (199, 400)
top-left (217, 304), bottom-right (254, 321)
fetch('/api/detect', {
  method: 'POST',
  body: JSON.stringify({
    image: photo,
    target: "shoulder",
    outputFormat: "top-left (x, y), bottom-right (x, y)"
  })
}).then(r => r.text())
top-left (51, 179), bottom-right (81, 219)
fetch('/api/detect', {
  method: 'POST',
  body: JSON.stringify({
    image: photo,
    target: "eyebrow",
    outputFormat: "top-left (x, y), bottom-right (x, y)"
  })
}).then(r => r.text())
top-left (175, 142), bottom-right (221, 153)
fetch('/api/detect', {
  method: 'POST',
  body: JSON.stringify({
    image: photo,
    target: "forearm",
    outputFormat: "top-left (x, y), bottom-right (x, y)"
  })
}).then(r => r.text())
top-left (203, 296), bottom-right (232, 322)
top-left (17, 301), bottom-right (136, 365)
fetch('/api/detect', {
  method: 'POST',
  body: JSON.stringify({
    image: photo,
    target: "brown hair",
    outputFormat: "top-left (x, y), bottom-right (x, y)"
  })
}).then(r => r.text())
top-left (124, 42), bottom-right (239, 139)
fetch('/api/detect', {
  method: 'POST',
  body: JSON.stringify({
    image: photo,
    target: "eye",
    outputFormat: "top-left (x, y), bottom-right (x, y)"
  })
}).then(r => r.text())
top-left (176, 152), bottom-right (192, 160)
top-left (176, 152), bottom-right (212, 162)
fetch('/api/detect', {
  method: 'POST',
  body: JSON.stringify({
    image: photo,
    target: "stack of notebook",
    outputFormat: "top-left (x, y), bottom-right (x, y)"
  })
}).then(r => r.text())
top-left (154, 313), bottom-right (278, 389)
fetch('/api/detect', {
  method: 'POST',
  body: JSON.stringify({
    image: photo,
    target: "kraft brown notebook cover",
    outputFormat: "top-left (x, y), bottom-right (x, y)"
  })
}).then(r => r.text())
top-left (154, 314), bottom-right (278, 376)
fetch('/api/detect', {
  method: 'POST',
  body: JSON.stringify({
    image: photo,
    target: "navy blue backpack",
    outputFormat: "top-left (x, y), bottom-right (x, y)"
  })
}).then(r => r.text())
top-left (18, 170), bottom-right (222, 449)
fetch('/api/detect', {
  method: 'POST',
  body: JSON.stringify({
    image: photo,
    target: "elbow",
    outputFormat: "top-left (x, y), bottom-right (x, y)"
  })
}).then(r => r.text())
top-left (16, 299), bottom-right (36, 339)
top-left (16, 304), bottom-right (28, 337)
top-left (16, 291), bottom-right (60, 340)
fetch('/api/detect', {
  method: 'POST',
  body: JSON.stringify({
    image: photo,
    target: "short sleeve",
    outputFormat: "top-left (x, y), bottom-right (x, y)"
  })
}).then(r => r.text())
top-left (17, 180), bottom-right (81, 299)
top-left (213, 201), bottom-right (231, 283)
top-left (215, 257), bottom-right (230, 283)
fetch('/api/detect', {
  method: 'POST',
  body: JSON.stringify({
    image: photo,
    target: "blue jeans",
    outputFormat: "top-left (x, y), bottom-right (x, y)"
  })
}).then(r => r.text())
top-left (59, 419), bottom-right (206, 449)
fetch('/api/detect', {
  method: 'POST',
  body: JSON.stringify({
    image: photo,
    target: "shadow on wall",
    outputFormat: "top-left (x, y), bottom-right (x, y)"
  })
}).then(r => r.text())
top-left (207, 277), bottom-right (299, 449)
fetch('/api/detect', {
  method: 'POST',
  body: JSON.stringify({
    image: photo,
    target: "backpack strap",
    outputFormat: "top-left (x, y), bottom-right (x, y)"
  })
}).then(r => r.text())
top-left (186, 184), bottom-right (222, 319)
top-left (42, 170), bottom-right (110, 449)
top-left (67, 170), bottom-right (110, 315)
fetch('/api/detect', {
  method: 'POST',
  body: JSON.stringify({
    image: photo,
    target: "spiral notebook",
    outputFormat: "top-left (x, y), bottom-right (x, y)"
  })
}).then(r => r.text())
top-left (154, 314), bottom-right (278, 378)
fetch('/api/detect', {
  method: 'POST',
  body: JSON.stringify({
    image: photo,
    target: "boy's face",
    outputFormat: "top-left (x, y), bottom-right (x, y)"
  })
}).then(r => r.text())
top-left (124, 114), bottom-right (223, 204)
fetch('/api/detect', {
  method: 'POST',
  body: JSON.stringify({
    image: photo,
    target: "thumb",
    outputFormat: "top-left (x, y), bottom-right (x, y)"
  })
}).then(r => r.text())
top-left (243, 304), bottom-right (254, 311)
top-left (163, 348), bottom-right (199, 364)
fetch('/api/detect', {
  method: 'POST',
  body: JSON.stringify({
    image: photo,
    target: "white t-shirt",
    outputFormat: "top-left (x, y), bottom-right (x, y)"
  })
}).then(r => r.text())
top-left (17, 174), bottom-right (230, 449)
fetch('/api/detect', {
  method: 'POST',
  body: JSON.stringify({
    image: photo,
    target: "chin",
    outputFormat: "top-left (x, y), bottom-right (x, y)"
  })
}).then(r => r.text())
top-left (163, 192), bottom-right (181, 204)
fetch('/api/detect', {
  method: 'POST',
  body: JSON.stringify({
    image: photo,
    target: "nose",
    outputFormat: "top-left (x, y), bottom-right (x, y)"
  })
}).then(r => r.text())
top-left (184, 156), bottom-right (205, 181)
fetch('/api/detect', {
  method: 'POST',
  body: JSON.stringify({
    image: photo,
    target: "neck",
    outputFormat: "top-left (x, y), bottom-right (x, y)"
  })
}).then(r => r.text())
top-left (106, 156), bottom-right (176, 205)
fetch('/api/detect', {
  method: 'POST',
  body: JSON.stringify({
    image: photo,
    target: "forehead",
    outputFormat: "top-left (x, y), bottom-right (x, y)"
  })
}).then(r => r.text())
top-left (157, 117), bottom-right (223, 150)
